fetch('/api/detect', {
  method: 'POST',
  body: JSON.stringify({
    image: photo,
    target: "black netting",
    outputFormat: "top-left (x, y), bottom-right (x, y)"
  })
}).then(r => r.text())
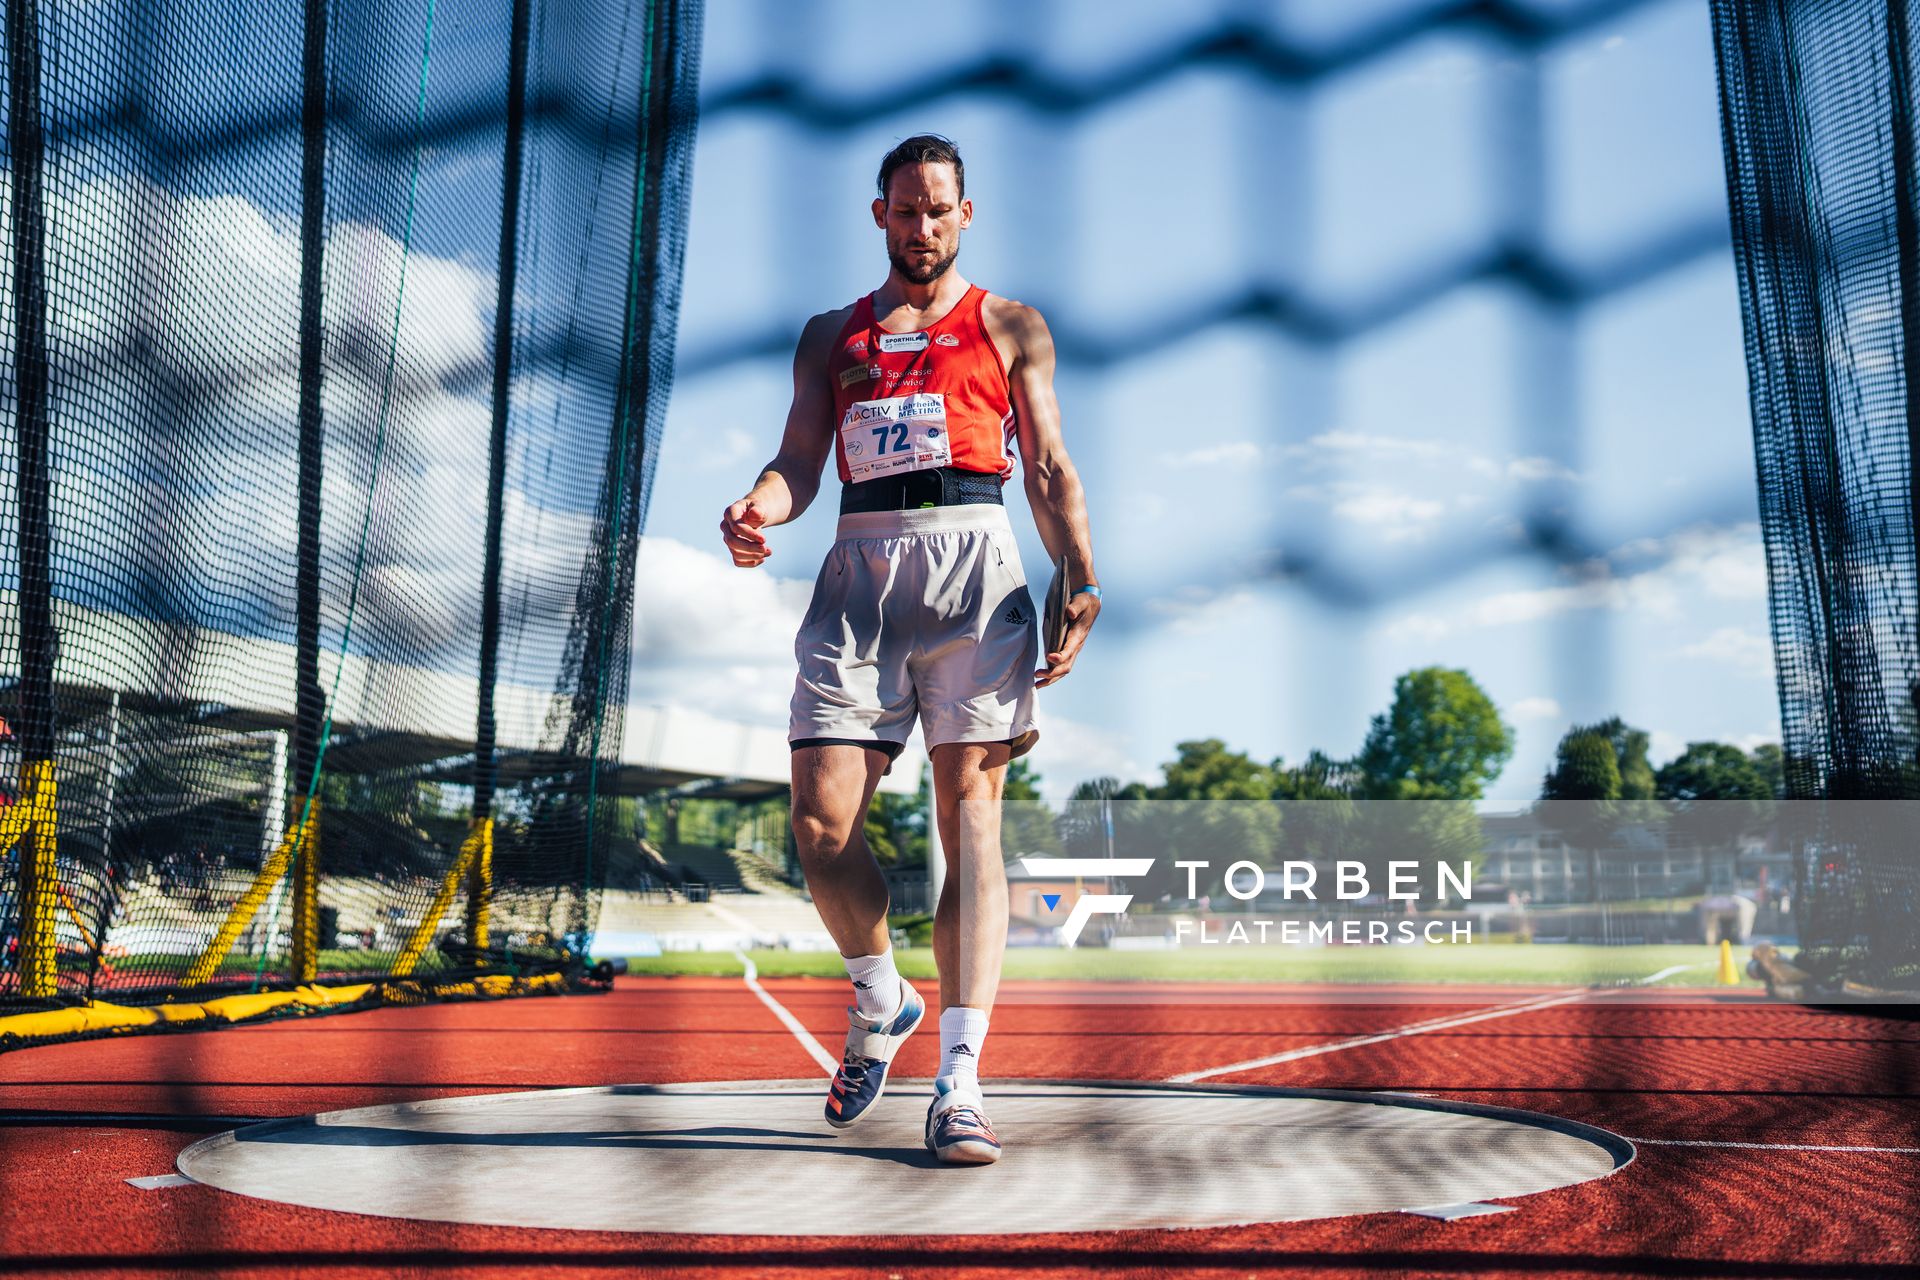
top-left (0, 0), bottom-right (701, 1015)
top-left (1712, 0), bottom-right (1920, 985)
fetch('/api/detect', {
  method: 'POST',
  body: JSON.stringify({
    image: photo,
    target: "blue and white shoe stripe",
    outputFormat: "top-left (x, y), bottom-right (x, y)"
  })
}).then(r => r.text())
top-left (823, 979), bottom-right (924, 1130)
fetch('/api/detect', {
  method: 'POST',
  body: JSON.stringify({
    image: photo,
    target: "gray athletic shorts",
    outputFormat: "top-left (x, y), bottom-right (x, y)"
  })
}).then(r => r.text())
top-left (789, 504), bottom-right (1039, 761)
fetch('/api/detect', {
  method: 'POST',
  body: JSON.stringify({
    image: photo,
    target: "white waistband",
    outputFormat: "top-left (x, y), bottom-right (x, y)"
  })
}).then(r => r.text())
top-left (834, 504), bottom-right (1013, 541)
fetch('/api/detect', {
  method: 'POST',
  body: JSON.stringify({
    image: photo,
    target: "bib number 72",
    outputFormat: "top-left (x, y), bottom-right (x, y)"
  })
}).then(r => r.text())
top-left (840, 392), bottom-right (951, 481)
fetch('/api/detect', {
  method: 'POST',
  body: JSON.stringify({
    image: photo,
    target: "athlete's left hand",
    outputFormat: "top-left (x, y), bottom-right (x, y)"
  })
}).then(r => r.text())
top-left (1035, 590), bottom-right (1099, 688)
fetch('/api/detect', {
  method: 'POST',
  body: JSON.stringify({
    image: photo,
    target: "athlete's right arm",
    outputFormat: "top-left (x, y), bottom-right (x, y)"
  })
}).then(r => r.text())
top-left (720, 311), bottom-right (843, 569)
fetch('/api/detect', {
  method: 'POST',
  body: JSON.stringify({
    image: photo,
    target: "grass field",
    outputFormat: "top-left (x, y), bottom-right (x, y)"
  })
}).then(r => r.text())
top-left (620, 942), bottom-right (1747, 986)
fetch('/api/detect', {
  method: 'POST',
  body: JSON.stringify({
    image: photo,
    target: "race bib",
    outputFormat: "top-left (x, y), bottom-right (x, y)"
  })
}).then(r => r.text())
top-left (840, 393), bottom-right (951, 482)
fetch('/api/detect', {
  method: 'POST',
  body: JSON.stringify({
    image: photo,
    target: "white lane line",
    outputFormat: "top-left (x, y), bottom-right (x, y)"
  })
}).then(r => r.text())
top-left (127, 1173), bottom-right (194, 1190)
top-left (1628, 1138), bottom-right (1920, 1154)
top-left (734, 949), bottom-right (838, 1077)
top-left (1167, 988), bottom-right (1594, 1084)
top-left (1401, 1201), bottom-right (1518, 1220)
top-left (1637, 963), bottom-right (1708, 984)
top-left (706, 900), bottom-right (760, 936)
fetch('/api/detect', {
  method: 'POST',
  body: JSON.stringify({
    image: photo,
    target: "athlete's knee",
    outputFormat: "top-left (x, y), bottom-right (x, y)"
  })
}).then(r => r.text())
top-left (791, 806), bottom-right (860, 865)
top-left (939, 788), bottom-right (1003, 839)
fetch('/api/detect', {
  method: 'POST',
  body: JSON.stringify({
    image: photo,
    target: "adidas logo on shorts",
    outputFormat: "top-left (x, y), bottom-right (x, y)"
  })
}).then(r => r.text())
top-left (1004, 605), bottom-right (1029, 626)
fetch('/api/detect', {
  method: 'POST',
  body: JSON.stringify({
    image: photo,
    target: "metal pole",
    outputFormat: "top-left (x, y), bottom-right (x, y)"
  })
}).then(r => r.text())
top-left (8, 0), bottom-right (58, 999)
top-left (100, 693), bottom-right (119, 856)
top-left (469, 0), bottom-right (532, 953)
top-left (290, 0), bottom-right (329, 983)
top-left (258, 731), bottom-right (287, 956)
top-left (263, 731), bottom-right (288, 870)
top-left (926, 761), bottom-right (944, 917)
top-left (1889, 0), bottom-right (1920, 793)
top-left (88, 690), bottom-right (121, 972)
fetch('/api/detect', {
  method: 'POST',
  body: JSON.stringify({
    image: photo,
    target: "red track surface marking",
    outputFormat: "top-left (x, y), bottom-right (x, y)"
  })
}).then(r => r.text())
top-left (1, 975), bottom-right (1915, 1278)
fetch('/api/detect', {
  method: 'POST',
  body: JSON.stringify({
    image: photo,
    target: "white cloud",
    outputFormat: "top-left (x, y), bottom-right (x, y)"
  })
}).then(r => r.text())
top-left (1159, 440), bottom-right (1267, 469)
top-left (1330, 488), bottom-right (1448, 540)
top-left (1509, 696), bottom-right (1562, 721)
top-left (631, 535), bottom-right (813, 660)
top-left (1287, 430), bottom-right (1580, 487)
top-left (1503, 456), bottom-right (1580, 483)
top-left (1384, 523), bottom-right (1768, 639)
top-left (1145, 584), bottom-right (1261, 635)
top-left (1649, 729), bottom-right (1778, 767)
top-left (1286, 429), bottom-right (1453, 464)
top-left (1023, 713), bottom-right (1156, 809)
top-left (1648, 729), bottom-right (1686, 765)
top-left (683, 427), bottom-right (757, 472)
top-left (1271, 430), bottom-right (1584, 550)
top-left (1680, 626), bottom-right (1775, 676)
top-left (628, 535), bottom-right (812, 724)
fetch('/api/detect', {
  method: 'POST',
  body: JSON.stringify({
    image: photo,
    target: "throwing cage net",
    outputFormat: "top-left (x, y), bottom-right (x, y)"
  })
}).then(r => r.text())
top-left (0, 0), bottom-right (702, 1033)
top-left (1713, 0), bottom-right (1920, 988)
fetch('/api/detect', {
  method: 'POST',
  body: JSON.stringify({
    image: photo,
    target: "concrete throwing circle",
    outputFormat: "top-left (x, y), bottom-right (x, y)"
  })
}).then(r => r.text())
top-left (177, 1080), bottom-right (1631, 1235)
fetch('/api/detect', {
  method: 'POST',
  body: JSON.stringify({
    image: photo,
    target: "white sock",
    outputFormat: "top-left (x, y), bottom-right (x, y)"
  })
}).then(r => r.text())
top-left (843, 950), bottom-right (901, 1022)
top-left (935, 1006), bottom-right (989, 1094)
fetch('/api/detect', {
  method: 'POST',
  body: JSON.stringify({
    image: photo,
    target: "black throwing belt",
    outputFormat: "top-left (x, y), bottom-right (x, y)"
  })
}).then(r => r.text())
top-left (840, 466), bottom-right (1004, 513)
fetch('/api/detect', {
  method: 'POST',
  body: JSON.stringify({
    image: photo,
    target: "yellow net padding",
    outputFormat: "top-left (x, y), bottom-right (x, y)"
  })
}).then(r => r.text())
top-left (393, 817), bottom-right (494, 977)
top-left (2, 760), bottom-right (60, 998)
top-left (0, 973), bottom-right (570, 1052)
top-left (182, 809), bottom-right (319, 988)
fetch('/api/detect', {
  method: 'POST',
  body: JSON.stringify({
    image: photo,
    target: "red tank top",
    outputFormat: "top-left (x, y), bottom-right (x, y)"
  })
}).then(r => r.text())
top-left (827, 284), bottom-right (1015, 485)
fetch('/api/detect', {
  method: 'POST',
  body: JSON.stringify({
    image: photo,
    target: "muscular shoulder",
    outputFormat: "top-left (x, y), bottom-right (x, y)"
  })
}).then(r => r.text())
top-left (794, 303), bottom-right (859, 368)
top-left (980, 294), bottom-right (1055, 379)
top-left (981, 294), bottom-right (1053, 356)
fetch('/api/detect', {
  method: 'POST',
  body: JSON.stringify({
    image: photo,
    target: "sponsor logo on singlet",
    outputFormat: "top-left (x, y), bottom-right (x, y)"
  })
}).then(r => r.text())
top-left (849, 336), bottom-right (869, 357)
top-left (934, 332), bottom-right (960, 347)
top-left (877, 330), bottom-right (929, 353)
top-left (839, 364), bottom-right (871, 389)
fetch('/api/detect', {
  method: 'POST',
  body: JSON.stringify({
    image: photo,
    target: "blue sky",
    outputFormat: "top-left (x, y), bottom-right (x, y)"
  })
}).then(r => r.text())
top-left (635, 0), bottom-right (1773, 808)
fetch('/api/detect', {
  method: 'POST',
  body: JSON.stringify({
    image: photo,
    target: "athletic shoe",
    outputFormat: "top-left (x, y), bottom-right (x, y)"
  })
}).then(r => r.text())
top-left (823, 977), bottom-right (924, 1130)
top-left (924, 1079), bottom-right (1002, 1164)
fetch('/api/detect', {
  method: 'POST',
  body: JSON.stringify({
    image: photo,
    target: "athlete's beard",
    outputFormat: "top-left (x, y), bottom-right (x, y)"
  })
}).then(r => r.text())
top-left (889, 241), bottom-right (958, 285)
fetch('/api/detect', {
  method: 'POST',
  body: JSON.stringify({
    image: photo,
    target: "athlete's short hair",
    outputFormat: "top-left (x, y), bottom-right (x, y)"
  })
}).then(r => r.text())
top-left (877, 134), bottom-right (964, 202)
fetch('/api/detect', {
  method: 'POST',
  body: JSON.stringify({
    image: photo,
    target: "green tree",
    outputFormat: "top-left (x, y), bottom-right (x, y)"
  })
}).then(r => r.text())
top-left (1543, 731), bottom-right (1623, 801)
top-left (1060, 776), bottom-right (1155, 862)
top-left (1655, 742), bottom-right (1772, 803)
top-left (1655, 741), bottom-right (1775, 890)
top-left (1355, 667), bottom-right (1513, 800)
top-left (1271, 749), bottom-right (1355, 800)
top-left (1541, 730), bottom-right (1624, 902)
top-left (868, 769), bottom-right (930, 867)
top-left (1157, 739), bottom-right (1276, 800)
top-left (1001, 757), bottom-right (1061, 857)
top-left (863, 813), bottom-right (901, 866)
top-left (1564, 715), bottom-right (1656, 799)
top-left (1135, 740), bottom-right (1281, 898)
top-left (1267, 751), bottom-right (1359, 875)
top-left (1748, 743), bottom-right (1786, 799)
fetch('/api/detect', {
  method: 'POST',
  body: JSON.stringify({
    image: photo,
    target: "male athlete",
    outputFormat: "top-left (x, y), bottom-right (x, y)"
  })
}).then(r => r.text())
top-left (720, 135), bottom-right (1100, 1164)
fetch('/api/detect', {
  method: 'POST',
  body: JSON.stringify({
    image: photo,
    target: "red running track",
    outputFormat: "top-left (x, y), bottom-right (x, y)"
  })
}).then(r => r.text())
top-left (0, 975), bottom-right (1916, 1278)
